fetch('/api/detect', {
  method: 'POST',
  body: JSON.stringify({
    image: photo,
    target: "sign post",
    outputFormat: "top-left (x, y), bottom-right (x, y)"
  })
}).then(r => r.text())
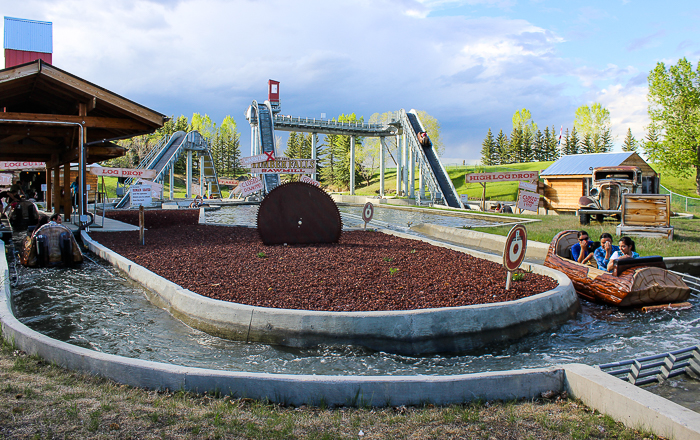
top-left (503, 224), bottom-right (527, 290)
top-left (362, 202), bottom-right (374, 230)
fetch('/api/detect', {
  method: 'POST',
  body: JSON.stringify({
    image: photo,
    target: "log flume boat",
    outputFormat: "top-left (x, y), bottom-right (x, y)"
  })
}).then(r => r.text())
top-left (20, 224), bottom-right (83, 268)
top-left (544, 230), bottom-right (690, 307)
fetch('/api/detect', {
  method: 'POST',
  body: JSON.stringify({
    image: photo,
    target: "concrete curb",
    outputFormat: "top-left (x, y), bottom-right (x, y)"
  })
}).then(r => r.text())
top-left (0, 241), bottom-right (566, 406)
top-left (2, 245), bottom-right (699, 439)
top-left (410, 222), bottom-right (550, 262)
top-left (565, 364), bottom-right (700, 440)
top-left (81, 228), bottom-right (578, 356)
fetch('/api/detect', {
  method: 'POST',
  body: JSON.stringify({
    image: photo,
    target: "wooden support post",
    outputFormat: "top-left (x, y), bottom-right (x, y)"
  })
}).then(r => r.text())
top-left (45, 166), bottom-right (52, 211)
top-left (139, 205), bottom-right (145, 245)
top-left (481, 182), bottom-right (486, 211)
top-left (53, 165), bottom-right (60, 215)
top-left (62, 163), bottom-right (71, 222)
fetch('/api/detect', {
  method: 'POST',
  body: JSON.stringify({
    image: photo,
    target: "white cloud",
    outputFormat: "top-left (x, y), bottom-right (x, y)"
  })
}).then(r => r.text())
top-left (595, 84), bottom-right (650, 148)
top-left (0, 0), bottom-right (649, 162)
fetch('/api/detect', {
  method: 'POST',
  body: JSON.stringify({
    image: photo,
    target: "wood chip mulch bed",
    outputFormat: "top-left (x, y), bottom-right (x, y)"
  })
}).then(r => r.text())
top-left (90, 225), bottom-right (558, 312)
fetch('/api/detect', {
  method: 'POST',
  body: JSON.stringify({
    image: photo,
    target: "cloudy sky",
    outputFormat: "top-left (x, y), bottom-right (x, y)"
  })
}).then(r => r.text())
top-left (4, 0), bottom-right (699, 163)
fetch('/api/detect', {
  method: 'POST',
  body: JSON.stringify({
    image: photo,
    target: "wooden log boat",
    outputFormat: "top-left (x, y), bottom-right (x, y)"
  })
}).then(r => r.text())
top-left (20, 223), bottom-right (83, 268)
top-left (544, 230), bottom-right (690, 307)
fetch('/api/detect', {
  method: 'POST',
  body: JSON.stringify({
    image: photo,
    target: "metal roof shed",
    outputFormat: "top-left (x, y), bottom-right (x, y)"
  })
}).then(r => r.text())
top-left (540, 152), bottom-right (658, 212)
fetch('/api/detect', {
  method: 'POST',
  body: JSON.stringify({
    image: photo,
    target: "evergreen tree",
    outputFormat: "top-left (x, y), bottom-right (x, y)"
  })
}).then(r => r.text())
top-left (601, 128), bottom-right (614, 153)
top-left (320, 133), bottom-right (340, 188)
top-left (521, 128), bottom-right (533, 163)
top-left (533, 129), bottom-right (544, 162)
top-left (547, 125), bottom-right (560, 161)
top-left (495, 129), bottom-right (509, 165)
top-left (642, 122), bottom-right (662, 155)
top-left (509, 127), bottom-right (522, 164)
top-left (480, 128), bottom-right (496, 165)
top-left (622, 128), bottom-right (637, 152)
top-left (581, 133), bottom-right (594, 154)
top-left (569, 127), bottom-right (581, 155)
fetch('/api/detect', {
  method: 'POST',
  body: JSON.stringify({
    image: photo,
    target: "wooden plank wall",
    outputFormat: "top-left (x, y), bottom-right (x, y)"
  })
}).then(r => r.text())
top-left (621, 194), bottom-right (670, 227)
top-left (543, 177), bottom-right (585, 211)
top-left (621, 153), bottom-right (657, 178)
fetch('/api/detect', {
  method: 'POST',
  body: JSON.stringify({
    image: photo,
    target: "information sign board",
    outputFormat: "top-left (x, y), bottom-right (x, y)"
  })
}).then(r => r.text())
top-left (300, 175), bottom-right (320, 187)
top-left (517, 190), bottom-right (540, 212)
top-left (466, 171), bottom-right (538, 184)
top-left (218, 178), bottom-right (239, 186)
top-left (0, 174), bottom-right (12, 185)
top-left (250, 158), bottom-right (316, 175)
top-left (238, 177), bottom-right (264, 196)
top-left (0, 162), bottom-right (45, 170)
top-left (240, 153), bottom-right (272, 167)
top-left (518, 181), bottom-right (538, 192)
top-left (131, 185), bottom-right (152, 207)
top-left (90, 167), bottom-right (156, 179)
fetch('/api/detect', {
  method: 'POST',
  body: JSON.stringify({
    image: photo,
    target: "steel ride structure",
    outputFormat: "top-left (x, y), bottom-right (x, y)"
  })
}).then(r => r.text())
top-left (249, 104), bottom-right (463, 208)
top-left (115, 130), bottom-right (221, 208)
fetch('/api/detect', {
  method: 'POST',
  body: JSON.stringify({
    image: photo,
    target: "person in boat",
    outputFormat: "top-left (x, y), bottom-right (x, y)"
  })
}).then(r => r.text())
top-left (499, 204), bottom-right (513, 214)
top-left (607, 236), bottom-right (639, 271)
top-left (571, 230), bottom-right (596, 265)
top-left (417, 131), bottom-right (431, 147)
top-left (20, 212), bottom-right (82, 267)
top-left (0, 187), bottom-right (22, 217)
top-left (32, 215), bottom-right (49, 238)
top-left (594, 233), bottom-right (619, 270)
top-left (49, 212), bottom-right (63, 224)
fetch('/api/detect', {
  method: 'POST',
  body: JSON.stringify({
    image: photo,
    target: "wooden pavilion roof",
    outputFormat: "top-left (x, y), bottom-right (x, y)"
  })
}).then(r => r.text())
top-left (0, 60), bottom-right (167, 167)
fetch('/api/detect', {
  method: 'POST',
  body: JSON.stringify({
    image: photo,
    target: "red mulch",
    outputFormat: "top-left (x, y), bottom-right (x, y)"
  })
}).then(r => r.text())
top-left (90, 225), bottom-right (557, 312)
top-left (100, 209), bottom-right (199, 229)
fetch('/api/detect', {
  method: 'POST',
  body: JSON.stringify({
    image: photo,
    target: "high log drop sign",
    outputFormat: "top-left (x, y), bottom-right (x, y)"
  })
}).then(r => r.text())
top-left (503, 224), bottom-right (527, 290)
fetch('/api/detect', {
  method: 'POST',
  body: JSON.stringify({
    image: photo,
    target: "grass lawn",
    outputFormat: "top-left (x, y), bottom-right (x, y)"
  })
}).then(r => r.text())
top-left (469, 212), bottom-right (700, 258)
top-left (0, 335), bottom-right (663, 440)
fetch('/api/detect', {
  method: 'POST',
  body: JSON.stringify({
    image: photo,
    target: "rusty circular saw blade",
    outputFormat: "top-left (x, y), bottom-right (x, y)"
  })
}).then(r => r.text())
top-left (257, 181), bottom-right (342, 245)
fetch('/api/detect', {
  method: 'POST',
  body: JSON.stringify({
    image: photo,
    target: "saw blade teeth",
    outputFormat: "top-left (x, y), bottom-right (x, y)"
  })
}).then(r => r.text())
top-left (257, 181), bottom-right (342, 245)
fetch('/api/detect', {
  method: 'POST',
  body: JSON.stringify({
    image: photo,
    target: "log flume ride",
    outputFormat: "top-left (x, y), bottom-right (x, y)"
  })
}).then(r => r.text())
top-left (544, 230), bottom-right (690, 307)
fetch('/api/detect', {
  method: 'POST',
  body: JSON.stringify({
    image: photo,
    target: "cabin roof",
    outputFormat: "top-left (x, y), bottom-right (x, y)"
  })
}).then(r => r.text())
top-left (541, 152), bottom-right (636, 176)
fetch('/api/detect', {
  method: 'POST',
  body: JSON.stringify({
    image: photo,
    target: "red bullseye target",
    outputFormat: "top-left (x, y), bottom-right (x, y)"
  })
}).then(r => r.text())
top-left (504, 224), bottom-right (527, 272)
top-left (362, 202), bottom-right (374, 223)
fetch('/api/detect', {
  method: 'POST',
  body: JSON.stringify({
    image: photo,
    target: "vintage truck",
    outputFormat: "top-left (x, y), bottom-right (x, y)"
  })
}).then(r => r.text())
top-left (577, 166), bottom-right (643, 225)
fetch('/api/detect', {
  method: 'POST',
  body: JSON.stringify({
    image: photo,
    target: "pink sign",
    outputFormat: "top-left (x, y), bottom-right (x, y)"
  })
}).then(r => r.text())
top-left (299, 175), bottom-right (320, 187)
top-left (90, 167), bottom-right (156, 179)
top-left (466, 171), bottom-right (538, 183)
top-left (238, 177), bottom-right (264, 196)
top-left (517, 190), bottom-right (540, 212)
top-left (0, 162), bottom-right (45, 170)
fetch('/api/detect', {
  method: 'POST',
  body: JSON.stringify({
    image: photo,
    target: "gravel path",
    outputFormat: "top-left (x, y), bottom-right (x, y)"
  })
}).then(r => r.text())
top-left (91, 225), bottom-right (557, 312)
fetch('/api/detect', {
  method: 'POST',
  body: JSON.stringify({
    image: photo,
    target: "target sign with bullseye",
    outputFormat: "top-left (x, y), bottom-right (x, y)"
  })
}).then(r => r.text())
top-left (503, 224), bottom-right (527, 272)
top-left (362, 202), bottom-right (374, 229)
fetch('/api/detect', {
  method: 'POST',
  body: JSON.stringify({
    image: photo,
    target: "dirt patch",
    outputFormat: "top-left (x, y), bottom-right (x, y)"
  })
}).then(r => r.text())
top-left (91, 225), bottom-right (557, 312)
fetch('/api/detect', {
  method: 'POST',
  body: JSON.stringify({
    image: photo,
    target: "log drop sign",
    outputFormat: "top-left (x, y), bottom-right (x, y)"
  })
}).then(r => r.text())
top-left (503, 224), bottom-right (527, 290)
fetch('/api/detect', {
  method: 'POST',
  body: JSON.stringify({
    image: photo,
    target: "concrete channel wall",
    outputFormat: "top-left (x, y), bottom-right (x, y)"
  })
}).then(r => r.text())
top-left (81, 228), bottom-right (578, 356)
top-left (1, 248), bottom-right (699, 437)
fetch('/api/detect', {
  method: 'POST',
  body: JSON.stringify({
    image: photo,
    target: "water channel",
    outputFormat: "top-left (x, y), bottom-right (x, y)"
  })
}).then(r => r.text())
top-left (7, 204), bottom-right (700, 411)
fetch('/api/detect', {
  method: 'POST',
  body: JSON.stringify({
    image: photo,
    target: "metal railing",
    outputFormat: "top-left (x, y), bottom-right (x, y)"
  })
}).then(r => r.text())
top-left (659, 185), bottom-right (700, 214)
top-left (597, 345), bottom-right (700, 386)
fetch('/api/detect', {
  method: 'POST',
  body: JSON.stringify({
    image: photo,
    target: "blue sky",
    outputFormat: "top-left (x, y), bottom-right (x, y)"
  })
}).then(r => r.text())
top-left (4, 0), bottom-right (700, 163)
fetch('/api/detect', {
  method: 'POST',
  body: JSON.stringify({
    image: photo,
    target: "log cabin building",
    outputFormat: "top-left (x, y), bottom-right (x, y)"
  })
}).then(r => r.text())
top-left (540, 152), bottom-right (659, 213)
top-left (0, 59), bottom-right (166, 220)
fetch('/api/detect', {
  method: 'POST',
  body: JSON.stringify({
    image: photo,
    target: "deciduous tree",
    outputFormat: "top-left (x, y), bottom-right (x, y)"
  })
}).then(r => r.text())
top-left (646, 57), bottom-right (700, 194)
